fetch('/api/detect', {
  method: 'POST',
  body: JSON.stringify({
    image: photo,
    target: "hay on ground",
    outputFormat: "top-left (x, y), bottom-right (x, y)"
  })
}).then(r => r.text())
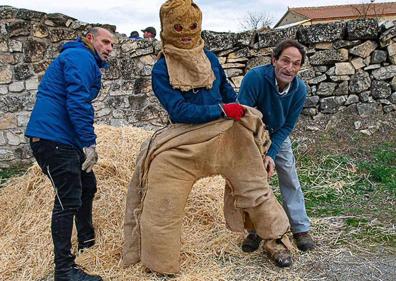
top-left (0, 125), bottom-right (339, 281)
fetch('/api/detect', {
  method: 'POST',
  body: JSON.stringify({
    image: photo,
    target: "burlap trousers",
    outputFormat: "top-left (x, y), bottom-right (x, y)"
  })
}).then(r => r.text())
top-left (123, 109), bottom-right (290, 274)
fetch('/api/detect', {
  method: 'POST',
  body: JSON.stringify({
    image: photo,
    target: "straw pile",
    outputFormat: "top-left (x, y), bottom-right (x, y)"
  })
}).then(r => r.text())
top-left (0, 125), bottom-right (339, 281)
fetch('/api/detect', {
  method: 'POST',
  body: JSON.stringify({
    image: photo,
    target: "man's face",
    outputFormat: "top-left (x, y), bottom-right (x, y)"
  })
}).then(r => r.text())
top-left (143, 31), bottom-right (154, 39)
top-left (87, 28), bottom-right (114, 62)
top-left (272, 47), bottom-right (302, 88)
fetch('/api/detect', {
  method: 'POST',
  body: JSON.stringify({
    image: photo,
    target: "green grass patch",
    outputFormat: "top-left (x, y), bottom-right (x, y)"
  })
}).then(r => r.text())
top-left (0, 166), bottom-right (27, 187)
top-left (284, 142), bottom-right (396, 248)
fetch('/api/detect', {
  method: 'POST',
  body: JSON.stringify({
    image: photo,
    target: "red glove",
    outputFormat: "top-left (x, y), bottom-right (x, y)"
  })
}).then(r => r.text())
top-left (222, 103), bottom-right (246, 121)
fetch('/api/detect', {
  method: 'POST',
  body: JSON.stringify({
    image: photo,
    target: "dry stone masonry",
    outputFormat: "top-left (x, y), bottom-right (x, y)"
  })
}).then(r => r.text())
top-left (0, 5), bottom-right (395, 168)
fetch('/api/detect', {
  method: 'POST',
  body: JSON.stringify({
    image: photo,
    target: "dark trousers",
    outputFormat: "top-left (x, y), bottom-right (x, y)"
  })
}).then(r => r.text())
top-left (30, 139), bottom-right (97, 271)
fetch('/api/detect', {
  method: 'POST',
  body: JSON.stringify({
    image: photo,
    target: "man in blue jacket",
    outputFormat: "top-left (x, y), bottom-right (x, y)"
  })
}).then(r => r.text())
top-left (25, 27), bottom-right (114, 281)
top-left (148, 0), bottom-right (293, 269)
top-left (239, 39), bottom-right (316, 253)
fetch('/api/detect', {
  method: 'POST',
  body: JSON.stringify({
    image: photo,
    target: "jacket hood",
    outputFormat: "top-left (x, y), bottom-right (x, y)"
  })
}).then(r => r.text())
top-left (61, 37), bottom-right (109, 69)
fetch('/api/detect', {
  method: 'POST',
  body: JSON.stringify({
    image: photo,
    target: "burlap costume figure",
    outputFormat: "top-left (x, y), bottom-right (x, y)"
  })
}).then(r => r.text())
top-left (123, 0), bottom-right (293, 274)
top-left (123, 108), bottom-right (293, 273)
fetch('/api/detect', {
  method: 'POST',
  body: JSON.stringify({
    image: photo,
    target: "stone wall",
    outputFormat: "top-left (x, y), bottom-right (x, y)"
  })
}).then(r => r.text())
top-left (0, 5), bottom-right (395, 168)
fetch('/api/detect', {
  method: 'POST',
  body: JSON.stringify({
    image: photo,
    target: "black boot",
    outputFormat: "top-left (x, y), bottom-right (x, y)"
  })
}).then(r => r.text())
top-left (241, 232), bottom-right (262, 253)
top-left (55, 265), bottom-right (103, 281)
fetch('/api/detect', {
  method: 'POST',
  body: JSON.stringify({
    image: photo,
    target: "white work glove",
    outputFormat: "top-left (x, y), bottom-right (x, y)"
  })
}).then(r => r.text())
top-left (82, 145), bottom-right (98, 173)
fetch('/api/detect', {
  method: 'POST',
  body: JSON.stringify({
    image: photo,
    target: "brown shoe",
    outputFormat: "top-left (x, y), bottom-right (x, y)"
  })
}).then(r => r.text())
top-left (293, 232), bottom-right (315, 252)
top-left (241, 232), bottom-right (262, 253)
top-left (263, 238), bottom-right (292, 267)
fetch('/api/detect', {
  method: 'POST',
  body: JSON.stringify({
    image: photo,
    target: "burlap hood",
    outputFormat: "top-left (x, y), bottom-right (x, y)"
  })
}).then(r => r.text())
top-left (159, 0), bottom-right (215, 91)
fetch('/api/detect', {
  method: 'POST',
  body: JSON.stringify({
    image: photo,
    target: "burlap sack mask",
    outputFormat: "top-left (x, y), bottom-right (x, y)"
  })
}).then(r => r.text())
top-left (160, 0), bottom-right (215, 91)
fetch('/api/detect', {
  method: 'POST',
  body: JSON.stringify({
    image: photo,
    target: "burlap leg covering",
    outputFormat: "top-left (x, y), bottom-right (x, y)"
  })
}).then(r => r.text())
top-left (140, 140), bottom-right (216, 274)
top-left (219, 122), bottom-right (290, 239)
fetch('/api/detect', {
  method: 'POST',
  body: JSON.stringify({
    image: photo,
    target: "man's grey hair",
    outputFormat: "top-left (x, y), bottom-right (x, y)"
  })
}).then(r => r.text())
top-left (85, 27), bottom-right (113, 36)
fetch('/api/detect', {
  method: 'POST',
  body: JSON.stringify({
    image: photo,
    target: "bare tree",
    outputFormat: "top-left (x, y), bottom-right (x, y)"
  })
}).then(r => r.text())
top-left (239, 11), bottom-right (274, 31)
top-left (352, 0), bottom-right (385, 19)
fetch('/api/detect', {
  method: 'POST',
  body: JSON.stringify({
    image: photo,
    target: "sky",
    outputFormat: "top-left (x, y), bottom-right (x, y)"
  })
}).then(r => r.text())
top-left (2, 0), bottom-right (395, 36)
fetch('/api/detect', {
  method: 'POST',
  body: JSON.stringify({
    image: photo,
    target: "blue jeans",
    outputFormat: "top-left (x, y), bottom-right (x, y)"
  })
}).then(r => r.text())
top-left (30, 139), bottom-right (97, 272)
top-left (275, 137), bottom-right (310, 234)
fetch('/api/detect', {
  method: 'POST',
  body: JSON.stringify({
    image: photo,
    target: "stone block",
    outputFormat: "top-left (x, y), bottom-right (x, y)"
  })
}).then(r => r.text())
top-left (231, 76), bottom-right (243, 88)
top-left (257, 27), bottom-right (298, 48)
top-left (14, 64), bottom-right (33, 80)
top-left (222, 63), bottom-right (245, 69)
top-left (364, 64), bottom-right (381, 71)
top-left (333, 40), bottom-right (361, 50)
top-left (371, 80), bottom-right (391, 99)
top-left (0, 38), bottom-right (8, 52)
top-left (346, 19), bottom-right (379, 41)
top-left (320, 97), bottom-right (339, 113)
top-left (8, 81), bottom-right (25, 92)
top-left (0, 113), bottom-right (17, 129)
top-left (25, 78), bottom-right (39, 90)
top-left (388, 43), bottom-right (396, 57)
top-left (304, 96), bottom-right (319, 108)
top-left (0, 132), bottom-right (6, 145)
top-left (6, 20), bottom-right (31, 37)
top-left (351, 57), bottom-right (365, 70)
top-left (335, 62), bottom-right (355, 75)
top-left (345, 95), bottom-right (359, 105)
top-left (0, 66), bottom-right (12, 85)
top-left (357, 103), bottom-right (381, 116)
top-left (17, 112), bottom-right (31, 127)
top-left (390, 55), bottom-right (396, 65)
top-left (349, 40), bottom-right (377, 58)
top-left (307, 74), bottom-right (326, 85)
top-left (32, 24), bottom-right (49, 38)
top-left (334, 81), bottom-right (349, 96)
top-left (0, 149), bottom-right (15, 161)
top-left (349, 71), bottom-right (371, 93)
top-left (302, 108), bottom-right (318, 116)
top-left (371, 50), bottom-right (387, 64)
top-left (329, 76), bottom-right (350, 82)
top-left (6, 131), bottom-right (23, 146)
top-left (389, 92), bottom-right (396, 104)
top-left (225, 68), bottom-right (243, 78)
top-left (391, 77), bottom-right (396, 91)
top-left (309, 49), bottom-right (346, 65)
top-left (298, 22), bottom-right (345, 45)
top-left (317, 82), bottom-right (337, 96)
top-left (23, 39), bottom-right (47, 63)
top-left (383, 104), bottom-right (396, 113)
top-left (0, 85), bottom-right (7, 95)
top-left (314, 42), bottom-right (333, 50)
top-left (371, 65), bottom-right (396, 80)
top-left (359, 91), bottom-right (370, 102)
top-left (0, 54), bottom-right (16, 64)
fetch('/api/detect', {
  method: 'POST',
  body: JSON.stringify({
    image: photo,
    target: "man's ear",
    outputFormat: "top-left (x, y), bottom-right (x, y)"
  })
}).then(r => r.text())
top-left (86, 33), bottom-right (94, 43)
top-left (271, 55), bottom-right (276, 65)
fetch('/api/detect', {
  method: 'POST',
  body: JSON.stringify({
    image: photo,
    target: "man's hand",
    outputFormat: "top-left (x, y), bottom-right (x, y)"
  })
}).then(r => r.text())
top-left (221, 103), bottom-right (246, 121)
top-left (264, 156), bottom-right (275, 178)
top-left (82, 145), bottom-right (98, 173)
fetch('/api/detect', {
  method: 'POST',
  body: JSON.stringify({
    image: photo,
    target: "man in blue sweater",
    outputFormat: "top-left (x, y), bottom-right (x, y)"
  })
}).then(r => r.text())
top-left (25, 27), bottom-right (114, 281)
top-left (239, 39), bottom-right (315, 253)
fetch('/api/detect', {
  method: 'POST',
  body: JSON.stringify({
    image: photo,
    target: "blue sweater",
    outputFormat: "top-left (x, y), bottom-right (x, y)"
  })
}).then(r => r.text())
top-left (152, 50), bottom-right (237, 124)
top-left (25, 38), bottom-right (108, 149)
top-left (238, 64), bottom-right (307, 159)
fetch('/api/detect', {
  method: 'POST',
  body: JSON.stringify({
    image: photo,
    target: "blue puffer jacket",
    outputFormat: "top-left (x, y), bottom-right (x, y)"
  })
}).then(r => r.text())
top-left (152, 50), bottom-right (237, 124)
top-left (25, 38), bottom-right (108, 149)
